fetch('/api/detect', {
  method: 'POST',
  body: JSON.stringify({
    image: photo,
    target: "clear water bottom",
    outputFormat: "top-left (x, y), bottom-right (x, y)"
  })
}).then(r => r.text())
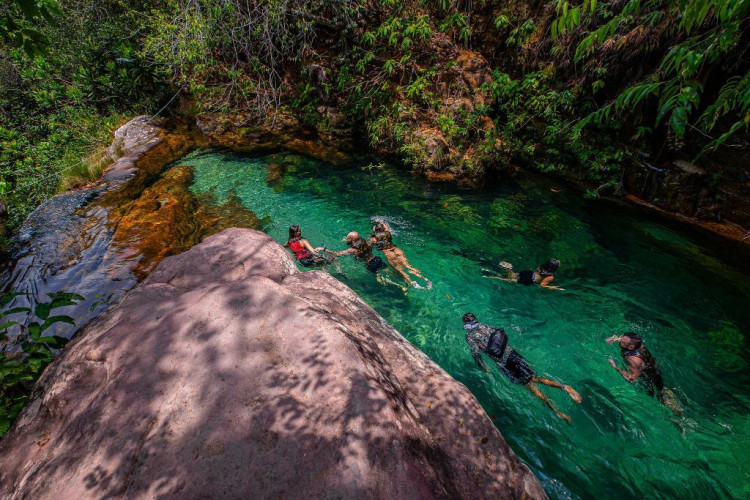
top-left (178, 150), bottom-right (750, 499)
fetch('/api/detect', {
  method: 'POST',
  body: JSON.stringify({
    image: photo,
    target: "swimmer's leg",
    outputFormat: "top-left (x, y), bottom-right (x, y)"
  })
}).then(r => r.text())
top-left (528, 381), bottom-right (571, 423)
top-left (393, 263), bottom-right (413, 284)
top-left (404, 263), bottom-right (432, 289)
top-left (659, 388), bottom-right (683, 416)
top-left (498, 261), bottom-right (519, 282)
top-left (534, 376), bottom-right (582, 403)
top-left (376, 272), bottom-right (409, 294)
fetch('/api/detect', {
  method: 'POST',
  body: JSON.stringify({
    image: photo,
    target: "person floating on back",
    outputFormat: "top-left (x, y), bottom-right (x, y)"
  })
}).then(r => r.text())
top-left (463, 313), bottom-right (581, 422)
top-left (486, 258), bottom-right (564, 290)
top-left (606, 332), bottom-right (682, 415)
top-left (370, 220), bottom-right (432, 289)
top-left (284, 225), bottom-right (328, 267)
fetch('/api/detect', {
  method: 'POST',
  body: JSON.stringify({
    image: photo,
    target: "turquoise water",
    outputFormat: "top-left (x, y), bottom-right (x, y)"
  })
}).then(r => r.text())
top-left (181, 150), bottom-right (750, 499)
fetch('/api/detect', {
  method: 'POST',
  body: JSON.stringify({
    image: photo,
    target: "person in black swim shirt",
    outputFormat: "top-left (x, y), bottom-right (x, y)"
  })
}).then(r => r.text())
top-left (606, 332), bottom-right (682, 414)
top-left (486, 258), bottom-right (564, 290)
top-left (463, 313), bottom-right (582, 422)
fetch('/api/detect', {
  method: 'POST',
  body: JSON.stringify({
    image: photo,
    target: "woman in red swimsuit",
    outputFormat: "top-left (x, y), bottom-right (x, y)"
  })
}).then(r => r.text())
top-left (284, 225), bottom-right (327, 267)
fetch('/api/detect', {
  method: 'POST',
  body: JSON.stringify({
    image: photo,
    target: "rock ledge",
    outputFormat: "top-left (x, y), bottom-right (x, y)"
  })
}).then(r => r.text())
top-left (0, 228), bottom-right (545, 499)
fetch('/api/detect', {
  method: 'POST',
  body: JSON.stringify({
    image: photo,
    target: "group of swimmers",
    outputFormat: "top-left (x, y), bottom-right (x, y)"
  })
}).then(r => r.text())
top-left (284, 222), bottom-right (431, 291)
top-left (284, 223), bottom-right (679, 422)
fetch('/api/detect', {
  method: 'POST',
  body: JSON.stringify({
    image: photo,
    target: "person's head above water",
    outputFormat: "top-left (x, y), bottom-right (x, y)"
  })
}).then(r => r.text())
top-left (462, 312), bottom-right (477, 324)
top-left (344, 231), bottom-right (359, 245)
top-left (619, 332), bottom-right (643, 350)
top-left (288, 225), bottom-right (302, 239)
top-left (540, 258), bottom-right (561, 275)
top-left (373, 220), bottom-right (389, 233)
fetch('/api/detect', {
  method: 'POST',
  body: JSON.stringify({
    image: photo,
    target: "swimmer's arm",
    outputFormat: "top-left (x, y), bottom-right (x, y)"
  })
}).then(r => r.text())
top-left (469, 341), bottom-right (490, 373)
top-left (301, 238), bottom-right (321, 254)
top-left (605, 335), bottom-right (622, 345)
top-left (330, 247), bottom-right (355, 257)
top-left (608, 357), bottom-right (642, 382)
top-left (540, 276), bottom-right (564, 291)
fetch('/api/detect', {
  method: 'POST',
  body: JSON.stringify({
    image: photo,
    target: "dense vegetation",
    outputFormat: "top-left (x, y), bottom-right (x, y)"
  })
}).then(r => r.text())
top-left (1, 0), bottom-right (748, 239)
top-left (0, 292), bottom-right (83, 436)
top-left (0, 0), bottom-right (169, 242)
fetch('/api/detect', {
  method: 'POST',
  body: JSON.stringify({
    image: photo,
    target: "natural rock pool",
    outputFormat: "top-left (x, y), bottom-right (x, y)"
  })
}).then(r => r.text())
top-left (178, 150), bottom-right (750, 499)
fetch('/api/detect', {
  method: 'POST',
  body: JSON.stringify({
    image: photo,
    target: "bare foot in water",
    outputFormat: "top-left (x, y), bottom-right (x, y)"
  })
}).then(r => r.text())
top-left (564, 386), bottom-right (582, 403)
top-left (499, 261), bottom-right (513, 269)
top-left (556, 411), bottom-right (572, 423)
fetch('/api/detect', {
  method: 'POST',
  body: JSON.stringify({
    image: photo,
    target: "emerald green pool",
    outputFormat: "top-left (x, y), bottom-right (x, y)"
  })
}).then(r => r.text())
top-left (181, 150), bottom-right (750, 499)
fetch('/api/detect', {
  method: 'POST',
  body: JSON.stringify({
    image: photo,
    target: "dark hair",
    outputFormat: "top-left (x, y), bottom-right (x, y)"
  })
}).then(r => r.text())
top-left (288, 225), bottom-right (301, 239)
top-left (462, 312), bottom-right (477, 324)
top-left (539, 258), bottom-right (561, 276)
top-left (622, 332), bottom-right (642, 347)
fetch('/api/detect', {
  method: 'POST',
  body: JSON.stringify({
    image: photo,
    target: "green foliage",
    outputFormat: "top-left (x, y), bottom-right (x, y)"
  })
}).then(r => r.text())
top-left (557, 0), bottom-right (750, 156)
top-left (0, 291), bottom-right (83, 436)
top-left (0, 0), bottom-right (62, 57)
top-left (506, 19), bottom-right (535, 47)
top-left (491, 68), bottom-right (627, 188)
top-left (0, 0), bottom-right (168, 239)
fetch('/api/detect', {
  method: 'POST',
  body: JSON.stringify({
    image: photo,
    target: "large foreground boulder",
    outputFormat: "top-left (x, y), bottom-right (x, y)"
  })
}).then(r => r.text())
top-left (0, 228), bottom-right (545, 499)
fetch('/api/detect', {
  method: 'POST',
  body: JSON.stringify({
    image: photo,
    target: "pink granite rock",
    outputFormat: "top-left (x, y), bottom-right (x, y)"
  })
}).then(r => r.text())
top-left (0, 228), bottom-right (546, 499)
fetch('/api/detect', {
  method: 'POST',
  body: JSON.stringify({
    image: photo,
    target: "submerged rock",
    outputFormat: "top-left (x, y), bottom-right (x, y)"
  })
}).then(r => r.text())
top-left (0, 228), bottom-right (546, 499)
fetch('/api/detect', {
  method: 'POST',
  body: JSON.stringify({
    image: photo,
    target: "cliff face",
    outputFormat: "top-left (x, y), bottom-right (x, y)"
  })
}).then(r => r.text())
top-left (0, 228), bottom-right (546, 499)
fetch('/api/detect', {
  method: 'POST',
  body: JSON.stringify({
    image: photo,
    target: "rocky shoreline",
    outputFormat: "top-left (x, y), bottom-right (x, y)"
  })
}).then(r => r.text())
top-left (0, 228), bottom-right (546, 499)
top-left (0, 115), bottom-right (548, 498)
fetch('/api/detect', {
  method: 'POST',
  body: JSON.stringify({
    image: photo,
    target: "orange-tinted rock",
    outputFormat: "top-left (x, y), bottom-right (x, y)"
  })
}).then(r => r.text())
top-left (426, 171), bottom-right (458, 182)
top-left (109, 166), bottom-right (196, 280)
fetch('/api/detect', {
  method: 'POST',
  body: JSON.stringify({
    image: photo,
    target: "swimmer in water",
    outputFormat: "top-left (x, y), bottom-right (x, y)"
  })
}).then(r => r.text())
top-left (606, 332), bottom-right (682, 415)
top-left (284, 225), bottom-right (328, 267)
top-left (370, 221), bottom-right (432, 289)
top-left (486, 258), bottom-right (564, 290)
top-left (463, 313), bottom-right (582, 422)
top-left (331, 231), bottom-right (408, 292)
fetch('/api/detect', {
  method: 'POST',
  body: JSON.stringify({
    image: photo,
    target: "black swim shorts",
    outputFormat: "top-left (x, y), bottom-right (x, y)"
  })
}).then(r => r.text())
top-left (517, 270), bottom-right (535, 285)
top-left (366, 256), bottom-right (387, 273)
top-left (299, 255), bottom-right (326, 267)
top-left (500, 350), bottom-right (535, 385)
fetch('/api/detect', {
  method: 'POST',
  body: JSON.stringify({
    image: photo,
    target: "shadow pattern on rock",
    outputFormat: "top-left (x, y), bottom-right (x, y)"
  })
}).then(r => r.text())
top-left (0, 228), bottom-right (546, 499)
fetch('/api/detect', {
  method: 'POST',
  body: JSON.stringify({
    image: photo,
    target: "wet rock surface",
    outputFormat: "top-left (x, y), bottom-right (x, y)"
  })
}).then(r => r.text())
top-left (0, 116), bottom-right (342, 349)
top-left (623, 157), bottom-right (750, 245)
top-left (0, 228), bottom-right (545, 499)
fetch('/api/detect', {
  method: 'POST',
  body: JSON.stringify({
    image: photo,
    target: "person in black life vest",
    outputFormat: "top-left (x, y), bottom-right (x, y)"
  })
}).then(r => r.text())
top-left (330, 231), bottom-right (387, 273)
top-left (463, 313), bottom-right (582, 422)
top-left (486, 258), bottom-right (564, 290)
top-left (606, 332), bottom-right (682, 414)
top-left (284, 225), bottom-right (327, 267)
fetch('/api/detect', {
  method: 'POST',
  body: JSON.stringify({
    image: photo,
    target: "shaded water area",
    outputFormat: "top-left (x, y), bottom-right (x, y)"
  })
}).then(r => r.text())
top-left (176, 150), bottom-right (749, 499)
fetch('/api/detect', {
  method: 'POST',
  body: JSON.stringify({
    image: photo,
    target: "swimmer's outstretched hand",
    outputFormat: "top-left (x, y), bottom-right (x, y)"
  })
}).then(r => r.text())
top-left (607, 358), bottom-right (617, 368)
top-left (605, 335), bottom-right (621, 345)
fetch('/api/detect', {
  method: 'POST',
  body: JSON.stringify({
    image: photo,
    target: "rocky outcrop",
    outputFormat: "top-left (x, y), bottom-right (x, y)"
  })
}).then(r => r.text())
top-left (0, 228), bottom-right (546, 499)
top-left (623, 157), bottom-right (750, 245)
top-left (0, 115), bottom-right (350, 349)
